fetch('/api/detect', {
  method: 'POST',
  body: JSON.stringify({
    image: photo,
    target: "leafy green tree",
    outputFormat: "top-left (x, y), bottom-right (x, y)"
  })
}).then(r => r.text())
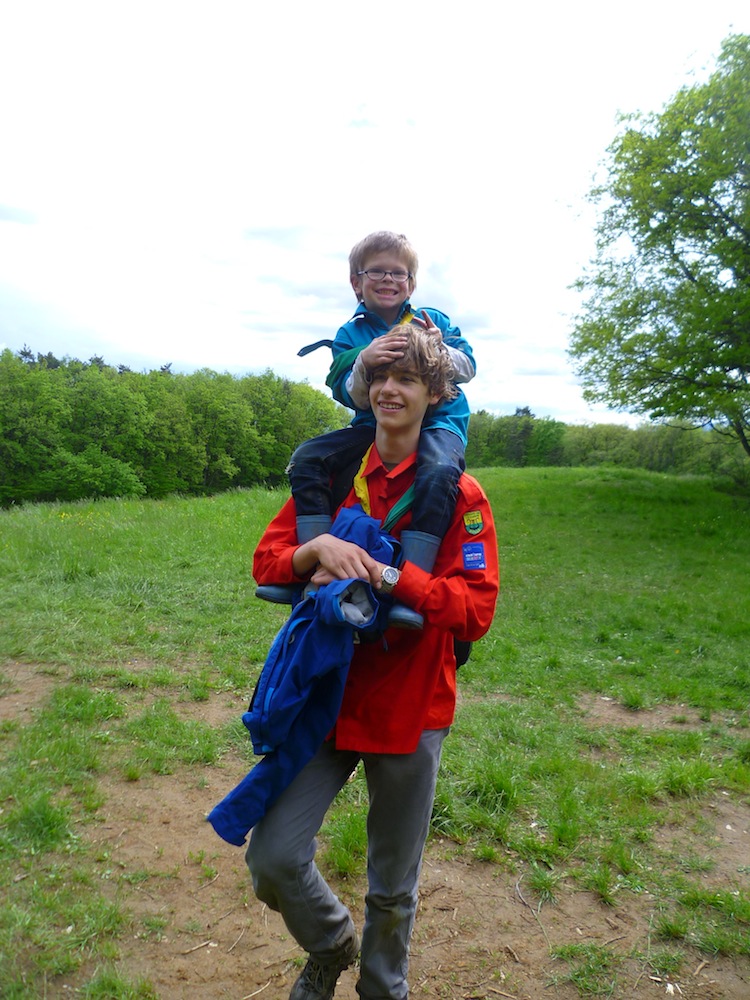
top-left (561, 423), bottom-right (639, 468)
top-left (466, 410), bottom-right (566, 467)
top-left (288, 380), bottom-right (349, 442)
top-left (629, 422), bottom-right (700, 473)
top-left (136, 371), bottom-right (207, 496)
top-left (506, 407), bottom-right (535, 465)
top-left (64, 363), bottom-right (151, 465)
top-left (466, 410), bottom-right (495, 467)
top-left (34, 445), bottom-right (146, 501)
top-left (182, 369), bottom-right (266, 491)
top-left (570, 34), bottom-right (750, 460)
top-left (0, 350), bottom-right (71, 503)
top-left (481, 410), bottom-right (535, 467)
top-left (237, 371), bottom-right (348, 486)
top-left (527, 417), bottom-right (566, 466)
top-left (0, 352), bottom-right (149, 503)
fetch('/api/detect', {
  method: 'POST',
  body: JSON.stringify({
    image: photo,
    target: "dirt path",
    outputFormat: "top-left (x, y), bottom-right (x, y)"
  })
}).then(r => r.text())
top-left (86, 766), bottom-right (749, 999)
top-left (3, 666), bottom-right (749, 998)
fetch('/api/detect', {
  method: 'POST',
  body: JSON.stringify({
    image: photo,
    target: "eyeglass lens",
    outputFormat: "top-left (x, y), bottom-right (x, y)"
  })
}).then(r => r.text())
top-left (359, 269), bottom-right (410, 283)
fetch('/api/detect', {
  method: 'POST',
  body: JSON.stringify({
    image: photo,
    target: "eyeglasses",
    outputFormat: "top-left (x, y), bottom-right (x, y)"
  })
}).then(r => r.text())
top-left (357, 268), bottom-right (411, 283)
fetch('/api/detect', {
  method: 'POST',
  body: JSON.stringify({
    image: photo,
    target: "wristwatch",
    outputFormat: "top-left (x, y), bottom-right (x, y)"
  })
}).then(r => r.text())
top-left (380, 566), bottom-right (400, 594)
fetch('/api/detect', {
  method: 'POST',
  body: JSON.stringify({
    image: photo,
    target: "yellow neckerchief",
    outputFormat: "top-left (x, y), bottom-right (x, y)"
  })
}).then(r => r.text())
top-left (352, 444), bottom-right (416, 531)
top-left (352, 445), bottom-right (374, 515)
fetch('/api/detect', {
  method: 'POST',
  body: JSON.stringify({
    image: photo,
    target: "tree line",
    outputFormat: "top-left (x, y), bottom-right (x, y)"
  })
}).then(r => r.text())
top-left (1, 350), bottom-right (746, 507)
top-left (0, 348), bottom-right (348, 505)
top-left (466, 407), bottom-right (747, 483)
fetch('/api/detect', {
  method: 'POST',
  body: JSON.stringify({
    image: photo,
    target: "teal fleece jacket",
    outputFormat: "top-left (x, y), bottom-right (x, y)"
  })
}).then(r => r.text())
top-left (329, 301), bottom-right (475, 446)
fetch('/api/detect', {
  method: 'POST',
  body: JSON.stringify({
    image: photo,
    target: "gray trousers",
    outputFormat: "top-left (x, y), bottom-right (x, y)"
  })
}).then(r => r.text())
top-left (245, 728), bottom-right (448, 1000)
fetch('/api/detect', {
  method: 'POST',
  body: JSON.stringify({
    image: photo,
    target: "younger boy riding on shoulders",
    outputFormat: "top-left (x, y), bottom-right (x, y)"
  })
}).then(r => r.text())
top-left (258, 231), bottom-right (476, 629)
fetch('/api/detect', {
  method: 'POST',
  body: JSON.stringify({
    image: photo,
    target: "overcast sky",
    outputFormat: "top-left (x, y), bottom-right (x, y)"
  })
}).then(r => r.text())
top-left (1, 1), bottom-right (747, 425)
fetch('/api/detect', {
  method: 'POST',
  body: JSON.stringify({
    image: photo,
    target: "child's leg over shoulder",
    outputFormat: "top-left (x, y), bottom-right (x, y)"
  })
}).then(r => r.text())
top-left (288, 425), bottom-right (375, 517)
top-left (412, 429), bottom-right (465, 538)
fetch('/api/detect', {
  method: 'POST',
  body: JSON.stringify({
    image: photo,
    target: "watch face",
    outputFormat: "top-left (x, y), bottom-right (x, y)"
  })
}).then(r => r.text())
top-left (382, 566), bottom-right (399, 588)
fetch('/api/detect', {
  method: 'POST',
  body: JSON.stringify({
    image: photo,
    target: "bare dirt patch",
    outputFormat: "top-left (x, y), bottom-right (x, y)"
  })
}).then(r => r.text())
top-left (0, 660), bottom-right (62, 722)
top-left (576, 693), bottom-right (735, 732)
top-left (2, 669), bottom-right (749, 998)
top-left (83, 768), bottom-right (750, 1000)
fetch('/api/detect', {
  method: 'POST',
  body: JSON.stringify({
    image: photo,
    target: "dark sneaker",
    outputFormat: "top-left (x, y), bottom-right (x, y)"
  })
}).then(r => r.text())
top-left (255, 584), bottom-right (298, 604)
top-left (288, 934), bottom-right (359, 1000)
top-left (387, 602), bottom-right (424, 630)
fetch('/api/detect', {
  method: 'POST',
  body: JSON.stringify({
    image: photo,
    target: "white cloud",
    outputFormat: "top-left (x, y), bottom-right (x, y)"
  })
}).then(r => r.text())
top-left (0, 1), bottom-right (747, 427)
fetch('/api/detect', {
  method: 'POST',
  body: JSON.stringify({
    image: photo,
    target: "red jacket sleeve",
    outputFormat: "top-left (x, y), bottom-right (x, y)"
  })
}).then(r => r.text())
top-left (252, 497), bottom-right (310, 585)
top-left (394, 474), bottom-right (499, 642)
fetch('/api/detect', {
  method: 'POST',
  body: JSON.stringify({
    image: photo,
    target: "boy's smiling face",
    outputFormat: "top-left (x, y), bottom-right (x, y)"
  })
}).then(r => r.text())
top-left (368, 366), bottom-right (439, 437)
top-left (350, 251), bottom-right (415, 324)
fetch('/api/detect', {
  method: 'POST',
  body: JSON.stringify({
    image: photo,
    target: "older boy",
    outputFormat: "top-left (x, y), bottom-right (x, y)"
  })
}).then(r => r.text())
top-left (259, 232), bottom-right (476, 630)
top-left (246, 327), bottom-right (498, 1000)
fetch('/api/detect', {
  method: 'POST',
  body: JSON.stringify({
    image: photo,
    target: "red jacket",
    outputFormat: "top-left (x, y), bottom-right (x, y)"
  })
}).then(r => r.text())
top-left (252, 446), bottom-right (499, 754)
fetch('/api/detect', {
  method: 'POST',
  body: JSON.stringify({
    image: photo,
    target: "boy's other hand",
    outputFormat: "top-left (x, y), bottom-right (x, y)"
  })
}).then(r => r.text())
top-left (412, 310), bottom-right (442, 339)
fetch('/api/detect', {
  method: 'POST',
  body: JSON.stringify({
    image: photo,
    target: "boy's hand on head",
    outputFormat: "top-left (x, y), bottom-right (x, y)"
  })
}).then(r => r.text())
top-left (359, 333), bottom-right (408, 371)
top-left (412, 310), bottom-right (442, 339)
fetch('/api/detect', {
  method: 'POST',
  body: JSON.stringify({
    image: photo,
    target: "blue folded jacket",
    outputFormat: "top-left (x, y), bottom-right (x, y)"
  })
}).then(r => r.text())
top-left (207, 506), bottom-right (396, 846)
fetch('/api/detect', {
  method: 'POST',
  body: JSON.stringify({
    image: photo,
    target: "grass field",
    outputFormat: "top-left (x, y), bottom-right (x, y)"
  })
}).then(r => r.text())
top-left (1, 467), bottom-right (748, 997)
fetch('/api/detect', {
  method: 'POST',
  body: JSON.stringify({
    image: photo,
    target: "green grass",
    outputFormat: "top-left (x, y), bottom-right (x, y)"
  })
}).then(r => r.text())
top-left (467, 468), bottom-right (749, 712)
top-left (1, 470), bottom-right (749, 995)
top-left (315, 760), bottom-right (369, 877)
top-left (0, 488), bottom-right (288, 676)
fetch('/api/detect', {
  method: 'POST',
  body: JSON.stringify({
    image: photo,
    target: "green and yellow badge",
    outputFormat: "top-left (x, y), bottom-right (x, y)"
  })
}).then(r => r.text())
top-left (463, 510), bottom-right (483, 535)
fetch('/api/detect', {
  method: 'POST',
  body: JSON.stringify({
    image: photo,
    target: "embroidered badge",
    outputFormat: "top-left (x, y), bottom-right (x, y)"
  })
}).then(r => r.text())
top-left (462, 542), bottom-right (486, 571)
top-left (463, 510), bottom-right (483, 535)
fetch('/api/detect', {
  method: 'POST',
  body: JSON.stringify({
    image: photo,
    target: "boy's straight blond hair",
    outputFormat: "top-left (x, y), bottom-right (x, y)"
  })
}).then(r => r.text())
top-left (348, 232), bottom-right (419, 288)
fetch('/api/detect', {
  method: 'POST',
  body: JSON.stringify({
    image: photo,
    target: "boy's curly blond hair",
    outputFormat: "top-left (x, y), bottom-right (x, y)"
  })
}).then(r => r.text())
top-left (366, 325), bottom-right (458, 404)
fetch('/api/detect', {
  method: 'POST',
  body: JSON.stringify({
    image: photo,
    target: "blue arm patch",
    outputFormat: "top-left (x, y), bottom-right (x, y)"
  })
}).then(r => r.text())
top-left (462, 542), bottom-right (486, 571)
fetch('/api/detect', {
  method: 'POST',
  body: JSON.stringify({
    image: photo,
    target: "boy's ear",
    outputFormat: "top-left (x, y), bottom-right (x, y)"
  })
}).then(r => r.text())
top-left (351, 272), bottom-right (363, 300)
